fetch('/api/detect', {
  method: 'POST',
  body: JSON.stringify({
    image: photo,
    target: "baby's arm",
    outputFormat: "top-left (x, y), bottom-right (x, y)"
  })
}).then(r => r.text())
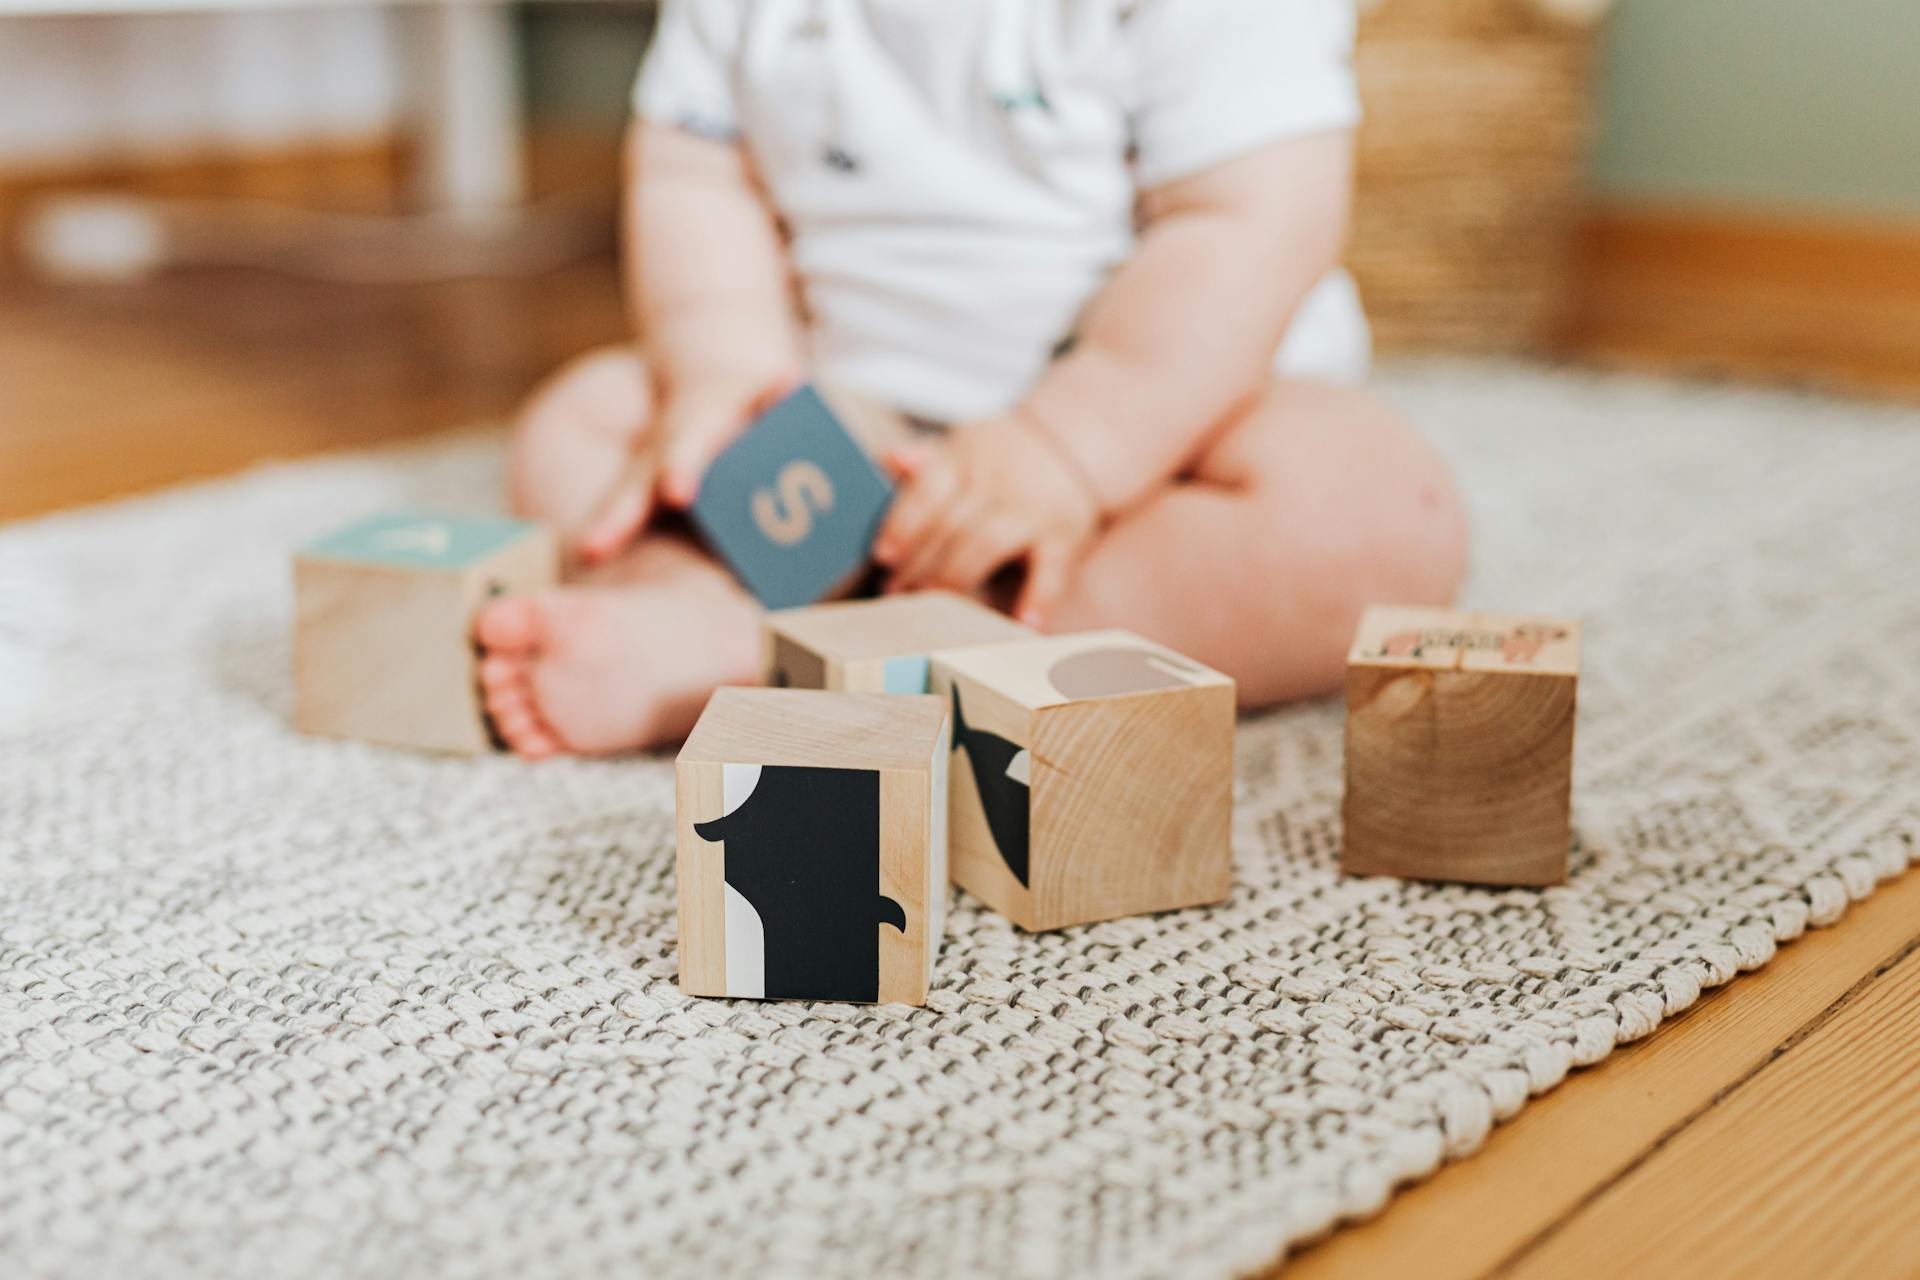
top-left (877, 129), bottom-right (1354, 618)
top-left (579, 122), bottom-right (804, 561)
top-left (1024, 129), bottom-right (1353, 511)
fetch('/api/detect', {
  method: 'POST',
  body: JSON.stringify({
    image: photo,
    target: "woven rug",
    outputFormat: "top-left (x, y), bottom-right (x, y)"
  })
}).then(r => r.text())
top-left (2, 363), bottom-right (1917, 1278)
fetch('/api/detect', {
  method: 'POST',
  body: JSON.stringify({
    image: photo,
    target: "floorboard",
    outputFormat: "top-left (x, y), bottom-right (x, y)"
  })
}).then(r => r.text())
top-left (1281, 870), bottom-right (1920, 1278)
top-left (1503, 937), bottom-right (1920, 1280)
top-left (1564, 206), bottom-right (1920, 402)
top-left (0, 260), bottom-right (627, 521)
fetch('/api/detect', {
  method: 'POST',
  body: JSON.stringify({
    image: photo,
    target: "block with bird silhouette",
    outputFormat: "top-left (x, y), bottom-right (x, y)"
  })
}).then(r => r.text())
top-left (1343, 605), bottom-right (1581, 886)
top-left (676, 688), bottom-right (951, 1005)
top-left (928, 630), bottom-right (1235, 932)
top-left (762, 591), bottom-right (1034, 694)
top-left (294, 510), bottom-right (556, 753)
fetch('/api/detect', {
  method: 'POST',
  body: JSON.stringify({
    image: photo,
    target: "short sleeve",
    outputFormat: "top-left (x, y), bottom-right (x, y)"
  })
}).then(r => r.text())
top-left (631, 0), bottom-right (744, 141)
top-left (1123, 0), bottom-right (1361, 189)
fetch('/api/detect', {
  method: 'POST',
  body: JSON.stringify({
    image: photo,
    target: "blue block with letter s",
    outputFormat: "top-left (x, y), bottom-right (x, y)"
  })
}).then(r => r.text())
top-left (688, 385), bottom-right (895, 609)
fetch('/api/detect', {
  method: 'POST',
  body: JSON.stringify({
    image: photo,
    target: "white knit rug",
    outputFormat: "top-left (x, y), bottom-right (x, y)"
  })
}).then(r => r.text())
top-left (2, 363), bottom-right (1917, 1279)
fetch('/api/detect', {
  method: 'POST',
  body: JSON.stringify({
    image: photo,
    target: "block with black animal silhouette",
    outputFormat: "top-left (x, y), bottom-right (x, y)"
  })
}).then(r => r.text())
top-left (1343, 605), bottom-right (1580, 886)
top-left (762, 591), bottom-right (1034, 693)
top-left (675, 688), bottom-right (951, 1005)
top-left (928, 630), bottom-right (1235, 932)
top-left (294, 511), bottom-right (557, 753)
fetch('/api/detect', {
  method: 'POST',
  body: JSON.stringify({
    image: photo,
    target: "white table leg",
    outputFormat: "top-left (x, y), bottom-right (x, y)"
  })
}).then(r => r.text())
top-left (411, 0), bottom-right (527, 213)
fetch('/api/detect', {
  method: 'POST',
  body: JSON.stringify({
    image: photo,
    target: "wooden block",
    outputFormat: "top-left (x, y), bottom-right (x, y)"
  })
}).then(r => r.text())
top-left (688, 384), bottom-right (895, 610)
top-left (1342, 605), bottom-right (1581, 886)
top-left (676, 688), bottom-right (950, 1005)
top-left (929, 630), bottom-right (1235, 932)
top-left (763, 591), bottom-right (1034, 694)
top-left (293, 511), bottom-right (556, 754)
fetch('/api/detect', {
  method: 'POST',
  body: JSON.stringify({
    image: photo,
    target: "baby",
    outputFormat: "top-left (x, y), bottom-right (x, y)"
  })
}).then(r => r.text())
top-left (476, 0), bottom-right (1468, 757)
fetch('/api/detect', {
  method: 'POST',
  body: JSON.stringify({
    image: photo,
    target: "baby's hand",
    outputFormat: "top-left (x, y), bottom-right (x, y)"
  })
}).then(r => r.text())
top-left (875, 412), bottom-right (1100, 627)
top-left (578, 366), bottom-right (800, 564)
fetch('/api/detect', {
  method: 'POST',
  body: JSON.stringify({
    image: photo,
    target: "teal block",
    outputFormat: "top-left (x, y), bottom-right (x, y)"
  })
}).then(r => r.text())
top-left (882, 654), bottom-right (931, 694)
top-left (689, 385), bottom-right (894, 610)
top-left (302, 511), bottom-right (539, 571)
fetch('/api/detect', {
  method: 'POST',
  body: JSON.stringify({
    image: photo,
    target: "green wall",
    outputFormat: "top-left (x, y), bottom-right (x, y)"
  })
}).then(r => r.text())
top-left (518, 2), bottom-right (654, 131)
top-left (1595, 0), bottom-right (1920, 218)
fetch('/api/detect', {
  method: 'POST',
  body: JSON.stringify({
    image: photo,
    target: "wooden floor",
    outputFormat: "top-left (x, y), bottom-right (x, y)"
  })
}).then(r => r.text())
top-left (0, 259), bottom-right (627, 522)
top-left (4, 264), bottom-right (1917, 1279)
top-left (1284, 872), bottom-right (1920, 1279)
top-left (1565, 206), bottom-right (1920, 402)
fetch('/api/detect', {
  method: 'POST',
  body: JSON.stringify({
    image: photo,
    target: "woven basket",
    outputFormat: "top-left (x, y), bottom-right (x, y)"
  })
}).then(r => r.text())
top-left (1350, 0), bottom-right (1609, 354)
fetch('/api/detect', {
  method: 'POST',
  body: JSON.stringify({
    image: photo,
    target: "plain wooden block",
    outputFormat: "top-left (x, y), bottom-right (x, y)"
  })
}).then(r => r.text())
top-left (1342, 604), bottom-right (1581, 886)
top-left (676, 688), bottom-right (951, 1005)
top-left (928, 629), bottom-right (1235, 932)
top-left (294, 511), bottom-right (556, 754)
top-left (763, 591), bottom-right (1034, 694)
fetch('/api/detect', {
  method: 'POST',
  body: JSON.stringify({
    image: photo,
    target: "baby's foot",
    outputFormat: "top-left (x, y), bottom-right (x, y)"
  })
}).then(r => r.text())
top-left (475, 578), bottom-right (759, 756)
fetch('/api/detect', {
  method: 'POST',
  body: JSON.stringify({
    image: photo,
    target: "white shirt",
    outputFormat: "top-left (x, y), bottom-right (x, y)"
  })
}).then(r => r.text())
top-left (635, 0), bottom-right (1370, 423)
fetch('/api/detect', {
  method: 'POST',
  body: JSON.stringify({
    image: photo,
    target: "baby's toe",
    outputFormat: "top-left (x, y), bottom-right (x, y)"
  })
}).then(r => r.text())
top-left (513, 723), bottom-right (563, 760)
top-left (483, 677), bottom-right (535, 725)
top-left (475, 596), bottom-right (547, 656)
top-left (479, 654), bottom-right (528, 696)
top-left (492, 701), bottom-right (561, 759)
top-left (492, 702), bottom-right (540, 741)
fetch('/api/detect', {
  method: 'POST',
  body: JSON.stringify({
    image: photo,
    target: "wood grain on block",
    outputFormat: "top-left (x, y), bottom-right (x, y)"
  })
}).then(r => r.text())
top-left (930, 630), bottom-right (1234, 932)
top-left (676, 688), bottom-right (950, 1005)
top-left (763, 591), bottom-right (1033, 693)
top-left (877, 768), bottom-right (933, 1006)
top-left (674, 762), bottom-right (729, 998)
top-left (1343, 605), bottom-right (1579, 886)
top-left (763, 630), bottom-right (828, 690)
top-left (293, 512), bottom-right (556, 754)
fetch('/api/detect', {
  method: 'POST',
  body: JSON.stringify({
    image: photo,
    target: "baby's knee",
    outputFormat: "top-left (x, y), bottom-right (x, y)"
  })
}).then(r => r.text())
top-left (512, 346), bottom-right (653, 462)
top-left (1364, 403), bottom-right (1470, 607)
top-left (1238, 384), bottom-right (1468, 620)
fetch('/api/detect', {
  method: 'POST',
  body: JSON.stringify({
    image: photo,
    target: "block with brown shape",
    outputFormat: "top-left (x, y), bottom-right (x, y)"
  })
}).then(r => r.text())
top-left (930, 630), bottom-right (1235, 932)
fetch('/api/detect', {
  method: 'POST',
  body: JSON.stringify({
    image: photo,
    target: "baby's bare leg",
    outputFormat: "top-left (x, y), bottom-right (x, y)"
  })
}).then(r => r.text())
top-left (483, 347), bottom-right (760, 756)
top-left (1050, 379), bottom-right (1468, 707)
top-left (509, 345), bottom-right (655, 561)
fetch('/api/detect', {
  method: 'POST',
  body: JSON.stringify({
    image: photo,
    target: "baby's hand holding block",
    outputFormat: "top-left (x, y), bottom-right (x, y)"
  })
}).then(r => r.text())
top-left (930, 630), bottom-right (1235, 932)
top-left (294, 511), bottom-right (556, 754)
top-left (763, 590), bottom-right (1033, 693)
top-left (676, 688), bottom-right (951, 1006)
top-left (1342, 605), bottom-right (1580, 886)
top-left (690, 384), bottom-right (894, 610)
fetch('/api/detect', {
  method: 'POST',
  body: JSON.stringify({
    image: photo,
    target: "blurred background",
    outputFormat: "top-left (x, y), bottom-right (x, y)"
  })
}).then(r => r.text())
top-left (2, 0), bottom-right (1916, 521)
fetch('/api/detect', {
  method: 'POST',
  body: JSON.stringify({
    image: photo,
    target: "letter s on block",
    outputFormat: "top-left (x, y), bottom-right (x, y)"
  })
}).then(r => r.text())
top-left (751, 460), bottom-right (835, 546)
